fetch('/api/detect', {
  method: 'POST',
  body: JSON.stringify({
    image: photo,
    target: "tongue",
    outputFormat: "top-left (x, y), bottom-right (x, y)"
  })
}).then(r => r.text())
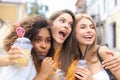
top-left (59, 33), bottom-right (64, 39)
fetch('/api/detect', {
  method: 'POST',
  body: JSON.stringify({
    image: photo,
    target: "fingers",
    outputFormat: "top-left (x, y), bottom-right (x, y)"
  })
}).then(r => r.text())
top-left (42, 57), bottom-right (55, 67)
top-left (10, 45), bottom-right (21, 51)
top-left (75, 74), bottom-right (85, 80)
top-left (8, 46), bottom-right (22, 55)
top-left (44, 57), bottom-right (52, 61)
top-left (103, 56), bottom-right (117, 64)
top-left (110, 65), bottom-right (120, 71)
top-left (8, 45), bottom-right (24, 64)
top-left (75, 67), bottom-right (89, 80)
top-left (43, 57), bottom-right (53, 63)
top-left (102, 56), bottom-right (120, 71)
top-left (40, 57), bottom-right (55, 78)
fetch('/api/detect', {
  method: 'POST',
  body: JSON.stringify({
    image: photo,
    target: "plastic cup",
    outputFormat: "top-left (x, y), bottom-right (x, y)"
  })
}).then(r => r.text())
top-left (50, 69), bottom-right (65, 80)
top-left (75, 59), bottom-right (88, 68)
top-left (75, 60), bottom-right (88, 80)
top-left (13, 37), bottom-right (33, 67)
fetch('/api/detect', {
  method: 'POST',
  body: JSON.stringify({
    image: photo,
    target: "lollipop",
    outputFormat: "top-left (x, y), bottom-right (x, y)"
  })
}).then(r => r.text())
top-left (16, 24), bottom-right (25, 37)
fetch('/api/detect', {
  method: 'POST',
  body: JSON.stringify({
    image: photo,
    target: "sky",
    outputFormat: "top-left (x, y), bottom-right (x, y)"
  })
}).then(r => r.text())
top-left (41, 0), bottom-right (77, 17)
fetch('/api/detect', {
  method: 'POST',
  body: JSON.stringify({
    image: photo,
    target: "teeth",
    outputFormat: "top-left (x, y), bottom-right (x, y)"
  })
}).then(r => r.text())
top-left (59, 31), bottom-right (67, 37)
top-left (85, 36), bottom-right (92, 37)
top-left (84, 36), bottom-right (92, 39)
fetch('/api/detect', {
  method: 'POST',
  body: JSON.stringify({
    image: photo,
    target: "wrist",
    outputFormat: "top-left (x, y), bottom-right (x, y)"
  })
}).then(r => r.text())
top-left (0, 55), bottom-right (10, 66)
top-left (34, 72), bottom-right (47, 80)
top-left (5, 54), bottom-right (11, 65)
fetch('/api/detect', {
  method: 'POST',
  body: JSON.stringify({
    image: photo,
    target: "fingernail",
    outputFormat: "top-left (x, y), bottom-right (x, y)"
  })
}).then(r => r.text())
top-left (105, 67), bottom-right (108, 69)
top-left (102, 64), bottom-right (105, 67)
top-left (102, 61), bottom-right (104, 64)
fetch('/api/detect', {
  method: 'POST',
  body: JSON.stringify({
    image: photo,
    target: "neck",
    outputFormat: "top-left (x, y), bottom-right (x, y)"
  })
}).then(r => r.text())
top-left (54, 41), bottom-right (62, 50)
top-left (79, 44), bottom-right (88, 58)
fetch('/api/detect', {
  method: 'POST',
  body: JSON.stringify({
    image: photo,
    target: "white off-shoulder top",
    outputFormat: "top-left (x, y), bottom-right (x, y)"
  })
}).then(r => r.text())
top-left (93, 70), bottom-right (110, 80)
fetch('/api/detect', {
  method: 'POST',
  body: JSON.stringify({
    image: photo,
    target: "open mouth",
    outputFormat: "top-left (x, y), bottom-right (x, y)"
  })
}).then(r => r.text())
top-left (59, 30), bottom-right (67, 38)
top-left (83, 36), bottom-right (93, 40)
top-left (38, 52), bottom-right (46, 55)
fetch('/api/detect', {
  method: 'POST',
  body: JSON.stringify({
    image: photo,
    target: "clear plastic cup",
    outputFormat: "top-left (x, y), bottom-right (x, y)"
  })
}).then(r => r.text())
top-left (75, 60), bottom-right (88, 80)
top-left (50, 68), bottom-right (65, 80)
top-left (13, 37), bottom-right (33, 67)
top-left (55, 69), bottom-right (65, 80)
top-left (76, 60), bottom-right (88, 68)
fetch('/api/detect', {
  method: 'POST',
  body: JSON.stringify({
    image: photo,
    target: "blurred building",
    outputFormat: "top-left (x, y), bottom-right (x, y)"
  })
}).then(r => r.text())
top-left (0, 0), bottom-right (27, 24)
top-left (0, 0), bottom-right (27, 48)
top-left (26, 0), bottom-right (49, 17)
top-left (75, 0), bottom-right (120, 49)
top-left (0, 0), bottom-right (49, 23)
top-left (75, 0), bottom-right (86, 13)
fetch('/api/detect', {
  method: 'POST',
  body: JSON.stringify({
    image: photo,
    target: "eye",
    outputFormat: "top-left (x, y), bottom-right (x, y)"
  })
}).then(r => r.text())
top-left (45, 38), bottom-right (51, 43)
top-left (90, 24), bottom-right (95, 29)
top-left (80, 24), bottom-right (86, 29)
top-left (59, 19), bottom-right (65, 23)
top-left (33, 37), bottom-right (41, 42)
top-left (69, 22), bottom-right (73, 28)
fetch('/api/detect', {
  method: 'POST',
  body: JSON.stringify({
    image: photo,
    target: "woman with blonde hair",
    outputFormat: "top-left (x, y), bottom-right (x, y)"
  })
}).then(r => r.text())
top-left (73, 13), bottom-right (120, 80)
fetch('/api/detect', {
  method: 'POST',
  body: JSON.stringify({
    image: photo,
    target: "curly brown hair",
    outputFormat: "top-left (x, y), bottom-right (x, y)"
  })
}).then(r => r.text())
top-left (3, 15), bottom-right (45, 51)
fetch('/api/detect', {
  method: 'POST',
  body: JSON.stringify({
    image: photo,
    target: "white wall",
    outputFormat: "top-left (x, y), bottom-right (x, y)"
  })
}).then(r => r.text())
top-left (0, 23), bottom-right (11, 48)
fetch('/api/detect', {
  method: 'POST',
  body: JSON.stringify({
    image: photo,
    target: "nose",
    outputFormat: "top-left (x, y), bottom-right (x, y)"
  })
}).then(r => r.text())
top-left (86, 27), bottom-right (92, 32)
top-left (40, 41), bottom-right (47, 49)
top-left (64, 23), bottom-right (69, 29)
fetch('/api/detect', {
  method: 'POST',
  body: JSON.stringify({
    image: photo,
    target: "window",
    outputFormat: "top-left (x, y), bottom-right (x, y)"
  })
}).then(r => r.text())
top-left (113, 23), bottom-right (116, 47)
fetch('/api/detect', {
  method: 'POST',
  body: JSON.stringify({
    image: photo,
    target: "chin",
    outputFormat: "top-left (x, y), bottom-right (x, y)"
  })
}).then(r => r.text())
top-left (57, 40), bottom-right (64, 44)
top-left (86, 43), bottom-right (93, 45)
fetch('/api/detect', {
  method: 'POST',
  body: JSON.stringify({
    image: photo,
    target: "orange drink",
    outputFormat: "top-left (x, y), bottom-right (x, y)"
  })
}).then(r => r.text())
top-left (15, 49), bottom-right (31, 67)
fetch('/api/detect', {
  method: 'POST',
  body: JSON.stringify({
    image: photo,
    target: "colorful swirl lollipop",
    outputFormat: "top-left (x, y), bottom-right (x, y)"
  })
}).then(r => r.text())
top-left (16, 24), bottom-right (25, 37)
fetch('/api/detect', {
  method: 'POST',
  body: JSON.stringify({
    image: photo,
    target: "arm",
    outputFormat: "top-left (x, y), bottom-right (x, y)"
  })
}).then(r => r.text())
top-left (0, 54), bottom-right (10, 66)
top-left (99, 46), bottom-right (120, 79)
top-left (102, 51), bottom-right (120, 71)
top-left (33, 57), bottom-right (55, 80)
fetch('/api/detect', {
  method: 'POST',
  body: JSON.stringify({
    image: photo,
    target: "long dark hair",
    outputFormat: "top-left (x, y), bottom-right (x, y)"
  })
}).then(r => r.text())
top-left (60, 30), bottom-right (80, 73)
top-left (49, 9), bottom-right (76, 73)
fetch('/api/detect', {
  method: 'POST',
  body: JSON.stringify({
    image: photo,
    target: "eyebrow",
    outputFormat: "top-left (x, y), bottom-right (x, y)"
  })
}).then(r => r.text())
top-left (60, 17), bottom-right (73, 23)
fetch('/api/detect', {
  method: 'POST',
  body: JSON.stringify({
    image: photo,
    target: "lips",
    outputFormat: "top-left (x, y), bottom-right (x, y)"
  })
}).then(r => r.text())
top-left (59, 30), bottom-right (67, 39)
top-left (83, 34), bottom-right (95, 42)
top-left (37, 52), bottom-right (45, 60)
top-left (83, 36), bottom-right (92, 39)
top-left (38, 52), bottom-right (47, 56)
